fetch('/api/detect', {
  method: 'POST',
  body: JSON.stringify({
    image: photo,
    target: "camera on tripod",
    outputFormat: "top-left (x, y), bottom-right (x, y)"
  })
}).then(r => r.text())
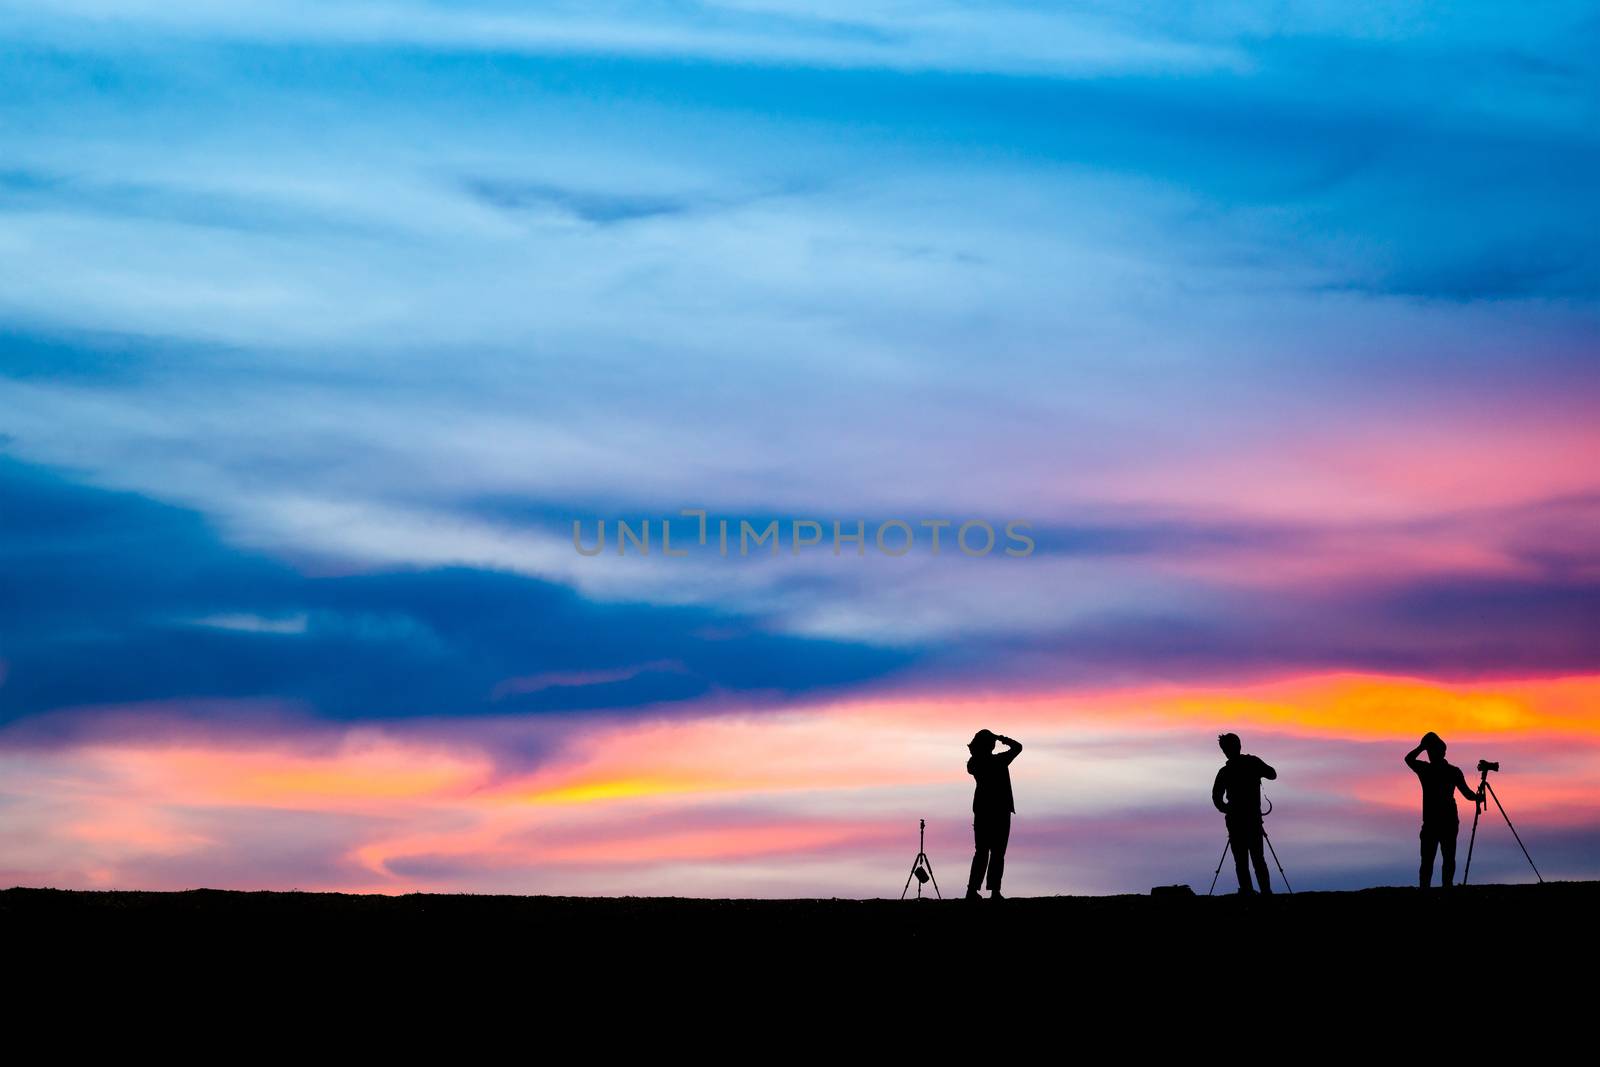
top-left (1463, 757), bottom-right (1543, 885)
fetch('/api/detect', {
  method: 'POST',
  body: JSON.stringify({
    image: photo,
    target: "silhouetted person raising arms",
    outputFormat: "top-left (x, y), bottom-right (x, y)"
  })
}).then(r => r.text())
top-left (966, 730), bottom-right (1021, 900)
top-left (1406, 731), bottom-right (1483, 888)
top-left (1212, 733), bottom-right (1276, 895)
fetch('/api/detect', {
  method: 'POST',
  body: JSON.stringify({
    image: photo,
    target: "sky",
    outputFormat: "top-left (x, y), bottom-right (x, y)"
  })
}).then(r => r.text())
top-left (1, 1), bottom-right (1598, 896)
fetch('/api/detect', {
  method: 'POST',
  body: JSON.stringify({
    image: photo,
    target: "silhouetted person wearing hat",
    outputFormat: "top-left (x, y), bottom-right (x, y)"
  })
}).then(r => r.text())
top-left (1212, 733), bottom-right (1276, 894)
top-left (1405, 731), bottom-right (1484, 888)
top-left (966, 730), bottom-right (1021, 900)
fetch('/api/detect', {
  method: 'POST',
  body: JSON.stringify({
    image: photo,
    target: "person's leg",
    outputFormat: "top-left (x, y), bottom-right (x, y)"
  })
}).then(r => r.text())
top-left (986, 813), bottom-right (1012, 893)
top-left (1440, 822), bottom-right (1459, 886)
top-left (1228, 822), bottom-right (1253, 892)
top-left (1419, 825), bottom-right (1439, 888)
top-left (1249, 832), bottom-right (1271, 895)
top-left (967, 818), bottom-right (989, 895)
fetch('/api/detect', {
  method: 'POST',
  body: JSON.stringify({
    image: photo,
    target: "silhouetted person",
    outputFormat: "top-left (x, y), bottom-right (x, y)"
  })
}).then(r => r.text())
top-left (1212, 733), bottom-right (1276, 895)
top-left (1406, 731), bottom-right (1483, 888)
top-left (966, 729), bottom-right (1021, 900)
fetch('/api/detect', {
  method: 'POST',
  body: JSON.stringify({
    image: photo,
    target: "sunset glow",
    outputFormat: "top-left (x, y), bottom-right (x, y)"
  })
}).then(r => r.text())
top-left (6, 671), bottom-right (1598, 895)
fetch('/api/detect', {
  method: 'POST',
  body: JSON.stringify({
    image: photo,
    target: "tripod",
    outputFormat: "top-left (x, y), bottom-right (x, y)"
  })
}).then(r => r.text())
top-left (1208, 805), bottom-right (1293, 895)
top-left (1463, 764), bottom-right (1542, 884)
top-left (900, 819), bottom-right (941, 900)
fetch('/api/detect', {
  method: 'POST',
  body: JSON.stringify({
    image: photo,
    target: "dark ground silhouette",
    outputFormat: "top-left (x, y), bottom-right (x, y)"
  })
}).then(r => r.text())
top-left (3, 883), bottom-right (1581, 1041)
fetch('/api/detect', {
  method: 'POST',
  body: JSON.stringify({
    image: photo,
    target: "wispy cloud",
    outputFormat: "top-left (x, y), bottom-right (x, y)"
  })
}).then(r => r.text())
top-left (0, 2), bottom-right (1243, 77)
top-left (188, 612), bottom-right (310, 635)
top-left (462, 178), bottom-right (697, 225)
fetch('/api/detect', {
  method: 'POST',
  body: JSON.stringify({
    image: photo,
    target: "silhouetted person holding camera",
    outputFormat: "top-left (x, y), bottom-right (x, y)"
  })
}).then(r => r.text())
top-left (966, 730), bottom-right (1021, 900)
top-left (1212, 733), bottom-right (1276, 894)
top-left (1405, 731), bottom-right (1484, 888)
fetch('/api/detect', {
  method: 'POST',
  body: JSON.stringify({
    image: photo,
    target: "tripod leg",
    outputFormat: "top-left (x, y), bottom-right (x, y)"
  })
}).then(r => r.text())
top-left (1262, 829), bottom-right (1293, 894)
top-left (1486, 780), bottom-right (1544, 883)
top-left (919, 819), bottom-right (941, 898)
top-left (1208, 838), bottom-right (1230, 897)
top-left (902, 858), bottom-right (919, 900)
top-left (1463, 787), bottom-right (1485, 885)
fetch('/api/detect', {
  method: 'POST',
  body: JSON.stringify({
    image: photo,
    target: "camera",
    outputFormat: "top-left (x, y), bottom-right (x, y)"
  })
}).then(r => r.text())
top-left (1477, 759), bottom-right (1499, 774)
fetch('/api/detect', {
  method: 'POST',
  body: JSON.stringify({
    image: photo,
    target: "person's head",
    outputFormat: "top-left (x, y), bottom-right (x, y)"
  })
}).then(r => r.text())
top-left (1217, 732), bottom-right (1242, 759)
top-left (1424, 732), bottom-right (1447, 761)
top-left (969, 729), bottom-right (997, 755)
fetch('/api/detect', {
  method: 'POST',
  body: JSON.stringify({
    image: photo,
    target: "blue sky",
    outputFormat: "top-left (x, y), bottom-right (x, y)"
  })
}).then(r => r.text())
top-left (1, 3), bottom-right (1598, 895)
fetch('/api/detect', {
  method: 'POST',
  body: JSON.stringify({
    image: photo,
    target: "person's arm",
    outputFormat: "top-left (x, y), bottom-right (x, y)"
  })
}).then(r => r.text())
top-left (1256, 755), bottom-right (1277, 781)
top-left (1212, 766), bottom-right (1229, 814)
top-left (1455, 768), bottom-right (1483, 804)
top-left (1405, 737), bottom-right (1427, 771)
top-left (995, 735), bottom-right (1023, 765)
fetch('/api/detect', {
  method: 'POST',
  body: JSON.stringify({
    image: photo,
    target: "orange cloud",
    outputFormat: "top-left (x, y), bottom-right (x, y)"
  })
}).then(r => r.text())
top-left (1138, 673), bottom-right (1600, 739)
top-left (821, 673), bottom-right (1600, 743)
top-left (85, 733), bottom-right (494, 812)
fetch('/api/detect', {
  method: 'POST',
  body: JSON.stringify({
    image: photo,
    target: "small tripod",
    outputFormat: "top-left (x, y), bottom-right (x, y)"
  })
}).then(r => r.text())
top-left (900, 819), bottom-right (941, 900)
top-left (1463, 762), bottom-right (1542, 884)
